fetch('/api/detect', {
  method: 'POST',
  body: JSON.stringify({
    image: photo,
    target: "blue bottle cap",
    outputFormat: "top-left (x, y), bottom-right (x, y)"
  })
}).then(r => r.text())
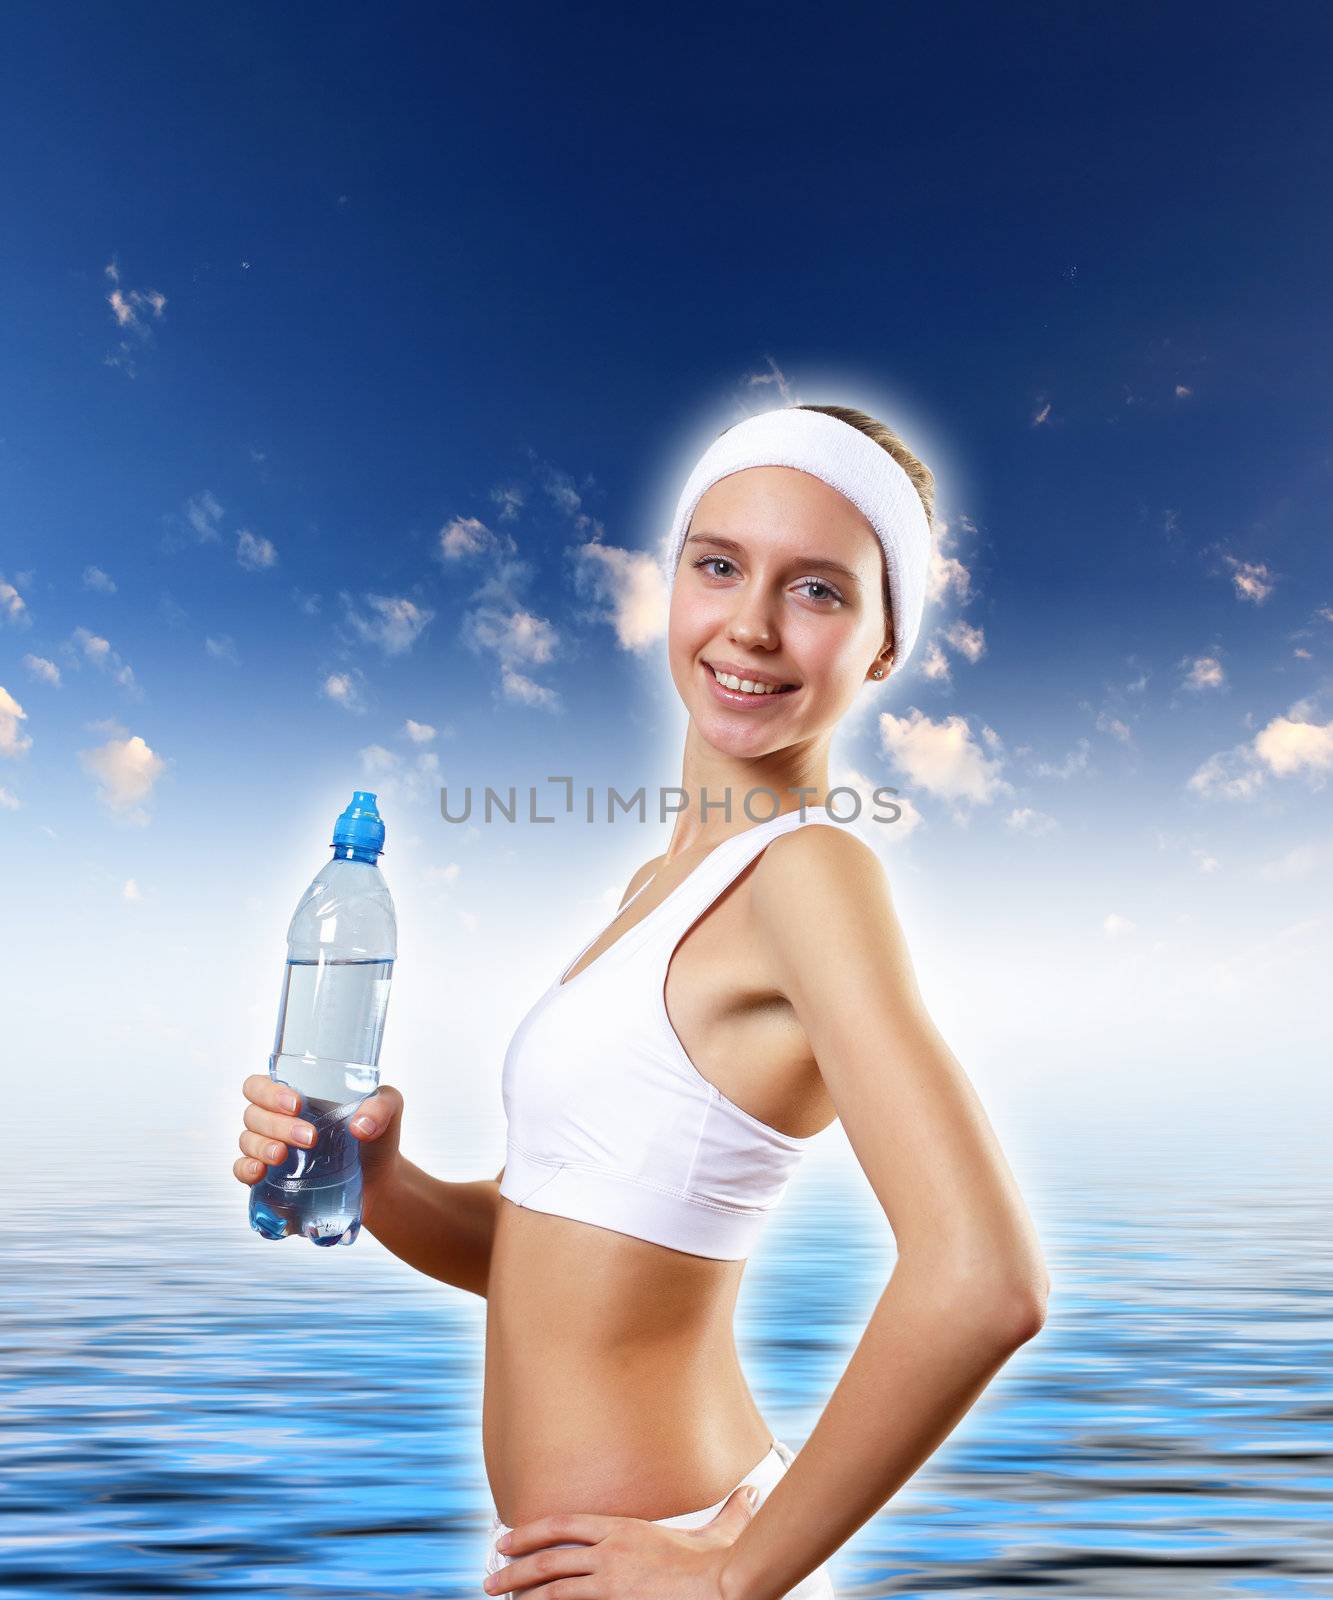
top-left (332, 790), bottom-right (386, 857)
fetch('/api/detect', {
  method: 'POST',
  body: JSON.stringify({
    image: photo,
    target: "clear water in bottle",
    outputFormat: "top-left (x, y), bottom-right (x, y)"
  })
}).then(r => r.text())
top-left (250, 792), bottom-right (397, 1247)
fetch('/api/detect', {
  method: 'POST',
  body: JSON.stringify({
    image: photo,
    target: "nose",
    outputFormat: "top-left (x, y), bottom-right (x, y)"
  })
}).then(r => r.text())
top-left (726, 587), bottom-right (778, 649)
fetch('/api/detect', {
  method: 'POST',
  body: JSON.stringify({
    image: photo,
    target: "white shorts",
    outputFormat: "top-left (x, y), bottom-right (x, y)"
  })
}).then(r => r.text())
top-left (483, 1437), bottom-right (836, 1598)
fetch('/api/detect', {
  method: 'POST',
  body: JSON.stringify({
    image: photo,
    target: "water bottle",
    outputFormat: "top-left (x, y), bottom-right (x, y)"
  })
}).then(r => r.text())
top-left (249, 791), bottom-right (397, 1247)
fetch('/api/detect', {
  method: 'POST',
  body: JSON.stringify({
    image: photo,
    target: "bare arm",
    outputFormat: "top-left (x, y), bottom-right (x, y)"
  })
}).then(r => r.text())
top-left (361, 1160), bottom-right (505, 1299)
top-left (719, 825), bottom-right (1050, 1600)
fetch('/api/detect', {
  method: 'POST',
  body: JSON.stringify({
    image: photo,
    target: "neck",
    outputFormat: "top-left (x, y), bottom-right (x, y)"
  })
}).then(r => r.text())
top-left (667, 725), bottom-right (833, 855)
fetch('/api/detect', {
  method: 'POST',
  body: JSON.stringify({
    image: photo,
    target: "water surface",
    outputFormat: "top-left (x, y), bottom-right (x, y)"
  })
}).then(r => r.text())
top-left (2, 1109), bottom-right (1328, 1597)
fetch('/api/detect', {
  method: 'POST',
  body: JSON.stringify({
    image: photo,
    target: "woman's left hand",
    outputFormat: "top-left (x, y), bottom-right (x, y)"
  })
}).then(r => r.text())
top-left (483, 1481), bottom-right (758, 1600)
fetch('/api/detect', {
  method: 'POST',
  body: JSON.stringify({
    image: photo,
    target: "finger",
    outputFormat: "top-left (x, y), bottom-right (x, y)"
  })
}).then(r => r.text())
top-left (350, 1082), bottom-right (406, 1139)
top-left (347, 1096), bottom-right (390, 1138)
top-left (497, 1516), bottom-right (619, 1557)
top-left (491, 1578), bottom-right (600, 1600)
top-left (240, 1129), bottom-right (289, 1166)
top-left (244, 1073), bottom-right (301, 1114)
top-left (244, 1103), bottom-right (317, 1148)
top-left (720, 1484), bottom-right (760, 1520)
top-left (484, 1543), bottom-right (597, 1595)
top-left (233, 1154), bottom-right (266, 1185)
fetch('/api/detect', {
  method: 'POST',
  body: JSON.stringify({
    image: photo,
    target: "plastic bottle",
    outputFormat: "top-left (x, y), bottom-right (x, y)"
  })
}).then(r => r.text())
top-left (249, 791), bottom-right (397, 1247)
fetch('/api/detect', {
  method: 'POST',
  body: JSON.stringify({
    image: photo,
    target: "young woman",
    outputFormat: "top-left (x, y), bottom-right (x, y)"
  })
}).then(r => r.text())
top-left (235, 403), bottom-right (1050, 1600)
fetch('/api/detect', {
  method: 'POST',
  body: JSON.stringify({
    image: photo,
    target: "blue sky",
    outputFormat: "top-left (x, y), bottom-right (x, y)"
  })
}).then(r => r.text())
top-left (2, 4), bottom-right (1330, 1164)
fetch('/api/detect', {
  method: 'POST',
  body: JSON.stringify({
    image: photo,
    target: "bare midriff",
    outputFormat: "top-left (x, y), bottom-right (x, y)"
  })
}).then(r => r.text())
top-left (483, 1203), bottom-right (775, 1528)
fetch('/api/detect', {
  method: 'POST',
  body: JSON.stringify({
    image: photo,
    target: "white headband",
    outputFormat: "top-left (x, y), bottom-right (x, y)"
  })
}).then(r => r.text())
top-left (661, 406), bottom-right (932, 669)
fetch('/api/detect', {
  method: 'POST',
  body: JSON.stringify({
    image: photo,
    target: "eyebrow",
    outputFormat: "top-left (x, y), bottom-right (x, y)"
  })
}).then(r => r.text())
top-left (684, 531), bottom-right (864, 589)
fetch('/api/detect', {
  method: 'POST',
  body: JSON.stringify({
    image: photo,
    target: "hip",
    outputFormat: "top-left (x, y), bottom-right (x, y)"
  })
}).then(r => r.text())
top-left (482, 1437), bottom-right (837, 1600)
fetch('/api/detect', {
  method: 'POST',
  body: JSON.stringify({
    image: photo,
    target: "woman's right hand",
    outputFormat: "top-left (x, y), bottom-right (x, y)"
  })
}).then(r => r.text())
top-left (234, 1076), bottom-right (406, 1216)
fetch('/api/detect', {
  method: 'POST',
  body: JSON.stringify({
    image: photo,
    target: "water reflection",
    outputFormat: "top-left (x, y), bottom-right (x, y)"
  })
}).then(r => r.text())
top-left (2, 1113), bottom-right (1328, 1597)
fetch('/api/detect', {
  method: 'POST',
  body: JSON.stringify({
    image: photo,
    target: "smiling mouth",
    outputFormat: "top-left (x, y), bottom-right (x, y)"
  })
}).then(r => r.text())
top-left (705, 662), bottom-right (799, 696)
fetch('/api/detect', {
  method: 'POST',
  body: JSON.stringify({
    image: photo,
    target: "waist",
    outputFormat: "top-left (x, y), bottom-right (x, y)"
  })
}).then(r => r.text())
top-left (483, 1411), bottom-right (777, 1530)
top-left (489, 1195), bottom-right (745, 1339)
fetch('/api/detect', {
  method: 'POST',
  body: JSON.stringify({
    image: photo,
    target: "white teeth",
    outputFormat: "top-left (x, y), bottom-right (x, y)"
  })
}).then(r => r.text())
top-left (711, 667), bottom-right (791, 695)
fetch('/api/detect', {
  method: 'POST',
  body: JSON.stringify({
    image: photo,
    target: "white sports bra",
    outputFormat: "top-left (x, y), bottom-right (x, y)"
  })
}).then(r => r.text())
top-left (499, 805), bottom-right (842, 1259)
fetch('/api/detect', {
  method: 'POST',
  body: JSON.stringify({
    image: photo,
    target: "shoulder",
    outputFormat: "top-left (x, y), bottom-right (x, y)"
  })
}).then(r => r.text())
top-left (750, 820), bottom-right (919, 1003)
top-left (755, 818), bottom-right (887, 909)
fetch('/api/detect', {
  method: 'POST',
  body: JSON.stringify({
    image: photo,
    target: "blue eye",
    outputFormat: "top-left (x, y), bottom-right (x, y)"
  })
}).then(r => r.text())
top-left (795, 578), bottom-right (845, 605)
top-left (689, 555), bottom-right (845, 605)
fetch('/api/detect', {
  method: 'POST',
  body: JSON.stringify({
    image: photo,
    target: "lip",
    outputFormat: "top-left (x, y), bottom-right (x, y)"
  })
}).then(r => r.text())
top-left (704, 658), bottom-right (800, 690)
top-left (701, 660), bottom-right (801, 708)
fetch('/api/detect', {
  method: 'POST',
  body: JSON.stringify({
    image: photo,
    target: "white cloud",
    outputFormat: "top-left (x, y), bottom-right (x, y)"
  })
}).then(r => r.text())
top-left (404, 719), bottom-right (436, 743)
top-left (876, 708), bottom-right (1011, 812)
top-left (1253, 703), bottom-right (1333, 780)
top-left (69, 626), bottom-right (139, 695)
top-left (918, 639), bottom-right (951, 681)
top-left (0, 784), bottom-right (19, 810)
top-left (538, 461), bottom-right (585, 517)
top-left (236, 529), bottom-right (278, 571)
top-left (205, 635), bottom-right (239, 664)
top-left (490, 486), bottom-right (525, 522)
top-left (439, 513), bottom-right (563, 701)
top-left (123, 878), bottom-right (142, 902)
top-left (1103, 913), bottom-right (1136, 937)
top-left (355, 743), bottom-right (442, 806)
top-left (105, 258), bottom-right (166, 329)
top-left (499, 664), bottom-right (560, 709)
top-left (942, 618), bottom-right (986, 664)
top-left (1029, 737), bottom-right (1092, 780)
top-left (1007, 807), bottom-right (1058, 836)
top-left (925, 518), bottom-right (973, 606)
top-left (1189, 700), bottom-right (1333, 798)
top-left (78, 730), bottom-right (167, 821)
top-left (1185, 749), bottom-right (1266, 801)
top-left (189, 492), bottom-right (224, 540)
top-left (1183, 655), bottom-right (1225, 690)
top-left (571, 539), bottom-right (668, 654)
top-left (438, 515), bottom-right (495, 561)
top-left (0, 686), bottom-right (32, 758)
top-left (463, 605), bottom-right (559, 667)
top-left (83, 566), bottom-right (117, 594)
top-left (23, 654), bottom-right (61, 687)
top-left (436, 516), bottom-right (536, 605)
top-left (0, 576), bottom-right (28, 625)
top-left (1223, 556), bottom-right (1275, 603)
top-left (341, 593), bottom-right (434, 656)
top-left (182, 491), bottom-right (224, 545)
top-left (322, 670), bottom-right (367, 713)
top-left (1259, 840), bottom-right (1330, 881)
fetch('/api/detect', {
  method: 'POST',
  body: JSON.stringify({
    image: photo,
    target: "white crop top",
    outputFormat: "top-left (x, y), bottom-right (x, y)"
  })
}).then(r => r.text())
top-left (499, 805), bottom-right (842, 1259)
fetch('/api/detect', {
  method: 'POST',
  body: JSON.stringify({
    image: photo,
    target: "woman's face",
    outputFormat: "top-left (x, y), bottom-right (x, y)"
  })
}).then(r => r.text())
top-left (667, 466), bottom-right (892, 757)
